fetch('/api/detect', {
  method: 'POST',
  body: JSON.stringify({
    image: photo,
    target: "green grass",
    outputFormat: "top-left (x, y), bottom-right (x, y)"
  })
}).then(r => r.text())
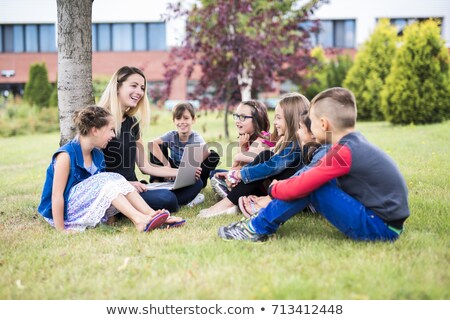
top-left (0, 109), bottom-right (449, 299)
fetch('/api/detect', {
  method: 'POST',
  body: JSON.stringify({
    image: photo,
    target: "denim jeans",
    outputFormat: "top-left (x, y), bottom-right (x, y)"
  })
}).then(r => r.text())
top-left (139, 178), bottom-right (203, 212)
top-left (139, 188), bottom-right (179, 212)
top-left (251, 181), bottom-right (400, 241)
top-left (171, 179), bottom-right (203, 206)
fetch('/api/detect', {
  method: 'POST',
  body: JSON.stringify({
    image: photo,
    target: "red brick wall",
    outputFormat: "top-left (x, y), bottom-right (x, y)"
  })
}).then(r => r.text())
top-left (0, 51), bottom-right (191, 100)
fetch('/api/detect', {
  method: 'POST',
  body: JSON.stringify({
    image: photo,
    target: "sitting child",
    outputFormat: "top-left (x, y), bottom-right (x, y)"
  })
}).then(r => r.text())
top-left (209, 100), bottom-right (275, 197)
top-left (149, 101), bottom-right (220, 206)
top-left (218, 87), bottom-right (410, 242)
top-left (238, 112), bottom-right (329, 217)
top-left (38, 106), bottom-right (184, 233)
top-left (199, 93), bottom-right (308, 218)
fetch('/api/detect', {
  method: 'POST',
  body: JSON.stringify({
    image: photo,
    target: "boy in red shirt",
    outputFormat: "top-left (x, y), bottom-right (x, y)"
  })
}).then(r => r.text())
top-left (218, 87), bottom-right (409, 242)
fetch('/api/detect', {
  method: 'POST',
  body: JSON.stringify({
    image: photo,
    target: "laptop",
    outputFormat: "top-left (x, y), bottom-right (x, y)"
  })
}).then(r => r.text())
top-left (145, 143), bottom-right (207, 190)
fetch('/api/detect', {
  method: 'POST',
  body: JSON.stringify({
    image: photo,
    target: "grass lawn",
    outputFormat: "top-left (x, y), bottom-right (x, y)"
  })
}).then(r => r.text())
top-left (0, 109), bottom-right (448, 299)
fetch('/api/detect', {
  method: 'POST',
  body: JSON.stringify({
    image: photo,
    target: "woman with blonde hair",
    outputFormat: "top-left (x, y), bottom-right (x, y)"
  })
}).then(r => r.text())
top-left (99, 66), bottom-right (202, 218)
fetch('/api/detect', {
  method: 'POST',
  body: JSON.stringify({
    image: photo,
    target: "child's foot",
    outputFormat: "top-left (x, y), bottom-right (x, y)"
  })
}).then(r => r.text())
top-left (218, 218), bottom-right (269, 242)
top-left (186, 193), bottom-right (205, 207)
top-left (198, 198), bottom-right (238, 218)
top-left (198, 205), bottom-right (238, 218)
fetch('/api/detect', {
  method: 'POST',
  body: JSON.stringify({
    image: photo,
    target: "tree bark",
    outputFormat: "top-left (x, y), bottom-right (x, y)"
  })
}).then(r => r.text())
top-left (224, 101), bottom-right (230, 140)
top-left (238, 67), bottom-right (253, 101)
top-left (57, 0), bottom-right (94, 146)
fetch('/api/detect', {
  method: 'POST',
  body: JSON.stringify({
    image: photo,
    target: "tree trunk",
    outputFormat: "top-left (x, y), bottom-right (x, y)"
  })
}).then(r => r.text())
top-left (57, 0), bottom-right (94, 146)
top-left (238, 67), bottom-right (253, 101)
top-left (224, 101), bottom-right (230, 140)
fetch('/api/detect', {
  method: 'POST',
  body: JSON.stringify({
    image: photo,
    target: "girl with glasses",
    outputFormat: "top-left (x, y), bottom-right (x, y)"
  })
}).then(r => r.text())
top-left (209, 100), bottom-right (276, 198)
top-left (200, 93), bottom-right (308, 218)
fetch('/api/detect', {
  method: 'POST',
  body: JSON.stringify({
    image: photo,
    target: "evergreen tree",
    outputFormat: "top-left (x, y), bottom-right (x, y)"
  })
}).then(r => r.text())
top-left (344, 19), bottom-right (397, 120)
top-left (49, 84), bottom-right (58, 107)
top-left (304, 46), bottom-right (328, 100)
top-left (326, 54), bottom-right (353, 88)
top-left (381, 20), bottom-right (450, 124)
top-left (23, 63), bottom-right (52, 108)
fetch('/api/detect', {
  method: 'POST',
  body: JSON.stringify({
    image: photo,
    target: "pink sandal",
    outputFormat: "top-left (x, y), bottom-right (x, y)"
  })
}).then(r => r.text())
top-left (238, 196), bottom-right (261, 218)
top-left (144, 211), bottom-right (170, 232)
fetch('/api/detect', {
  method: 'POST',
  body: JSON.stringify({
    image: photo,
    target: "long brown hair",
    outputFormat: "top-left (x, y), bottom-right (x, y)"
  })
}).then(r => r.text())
top-left (274, 93), bottom-right (310, 154)
top-left (239, 100), bottom-right (272, 144)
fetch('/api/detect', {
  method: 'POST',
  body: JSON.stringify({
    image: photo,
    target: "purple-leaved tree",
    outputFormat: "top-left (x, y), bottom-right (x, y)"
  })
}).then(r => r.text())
top-left (163, 0), bottom-right (325, 138)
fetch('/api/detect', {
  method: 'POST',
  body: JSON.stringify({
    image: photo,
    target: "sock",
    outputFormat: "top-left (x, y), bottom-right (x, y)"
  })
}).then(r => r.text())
top-left (247, 220), bottom-right (256, 233)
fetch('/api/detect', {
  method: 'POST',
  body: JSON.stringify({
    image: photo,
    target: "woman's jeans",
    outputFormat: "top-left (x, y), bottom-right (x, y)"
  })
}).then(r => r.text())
top-left (139, 179), bottom-right (203, 212)
top-left (251, 181), bottom-right (400, 241)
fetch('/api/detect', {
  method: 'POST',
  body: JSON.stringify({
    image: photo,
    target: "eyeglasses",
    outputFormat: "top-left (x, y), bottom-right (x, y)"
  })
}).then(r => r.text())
top-left (233, 113), bottom-right (253, 122)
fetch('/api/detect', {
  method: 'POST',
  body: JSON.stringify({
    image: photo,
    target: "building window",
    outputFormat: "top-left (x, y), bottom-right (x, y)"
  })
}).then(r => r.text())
top-left (0, 24), bottom-right (56, 53)
top-left (112, 23), bottom-right (132, 51)
top-left (305, 19), bottom-right (356, 48)
top-left (148, 22), bottom-right (166, 50)
top-left (39, 25), bottom-right (56, 52)
top-left (2, 26), bottom-right (14, 52)
top-left (133, 23), bottom-right (147, 51)
top-left (92, 22), bottom-right (166, 52)
top-left (13, 25), bottom-right (24, 52)
top-left (25, 25), bottom-right (38, 52)
top-left (97, 24), bottom-right (112, 51)
top-left (386, 17), bottom-right (443, 35)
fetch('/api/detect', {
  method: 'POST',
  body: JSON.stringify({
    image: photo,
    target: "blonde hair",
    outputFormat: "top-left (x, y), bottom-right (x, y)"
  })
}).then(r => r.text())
top-left (98, 66), bottom-right (150, 136)
top-left (274, 92), bottom-right (310, 154)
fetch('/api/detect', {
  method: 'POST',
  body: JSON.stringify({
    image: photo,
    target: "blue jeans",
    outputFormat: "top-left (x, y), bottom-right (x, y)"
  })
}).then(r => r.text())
top-left (251, 181), bottom-right (400, 241)
top-left (140, 179), bottom-right (203, 212)
top-left (171, 179), bottom-right (203, 206)
top-left (140, 188), bottom-right (179, 212)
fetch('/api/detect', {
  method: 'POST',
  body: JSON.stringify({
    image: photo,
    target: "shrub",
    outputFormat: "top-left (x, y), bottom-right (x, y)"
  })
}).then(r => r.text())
top-left (304, 48), bottom-right (353, 101)
top-left (326, 54), bottom-right (353, 88)
top-left (0, 103), bottom-right (59, 137)
top-left (304, 47), bottom-right (328, 100)
top-left (344, 19), bottom-right (397, 120)
top-left (381, 20), bottom-right (450, 125)
top-left (23, 63), bottom-right (53, 108)
top-left (93, 76), bottom-right (111, 103)
top-left (49, 84), bottom-right (58, 107)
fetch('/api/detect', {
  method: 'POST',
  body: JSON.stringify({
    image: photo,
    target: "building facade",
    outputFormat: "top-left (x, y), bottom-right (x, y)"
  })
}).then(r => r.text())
top-left (0, 0), bottom-right (449, 100)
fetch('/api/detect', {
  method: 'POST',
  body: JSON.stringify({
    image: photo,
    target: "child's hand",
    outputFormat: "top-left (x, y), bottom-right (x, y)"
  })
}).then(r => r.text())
top-left (215, 172), bottom-right (228, 180)
top-left (195, 167), bottom-right (202, 180)
top-left (227, 170), bottom-right (241, 188)
top-left (269, 179), bottom-right (279, 188)
top-left (239, 133), bottom-right (250, 148)
top-left (129, 181), bottom-right (148, 193)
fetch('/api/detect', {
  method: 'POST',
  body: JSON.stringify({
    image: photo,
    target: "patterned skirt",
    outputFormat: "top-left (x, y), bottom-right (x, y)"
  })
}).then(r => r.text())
top-left (44, 172), bottom-right (135, 231)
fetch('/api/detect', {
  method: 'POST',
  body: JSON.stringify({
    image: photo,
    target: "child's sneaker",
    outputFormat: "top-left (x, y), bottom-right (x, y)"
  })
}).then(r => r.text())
top-left (186, 193), bottom-right (205, 207)
top-left (211, 177), bottom-right (229, 199)
top-left (218, 219), bottom-right (269, 242)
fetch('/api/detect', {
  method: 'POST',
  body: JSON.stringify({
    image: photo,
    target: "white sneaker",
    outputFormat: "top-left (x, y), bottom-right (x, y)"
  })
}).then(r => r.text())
top-left (198, 205), bottom-right (239, 218)
top-left (187, 193), bottom-right (205, 207)
top-left (210, 177), bottom-right (229, 199)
